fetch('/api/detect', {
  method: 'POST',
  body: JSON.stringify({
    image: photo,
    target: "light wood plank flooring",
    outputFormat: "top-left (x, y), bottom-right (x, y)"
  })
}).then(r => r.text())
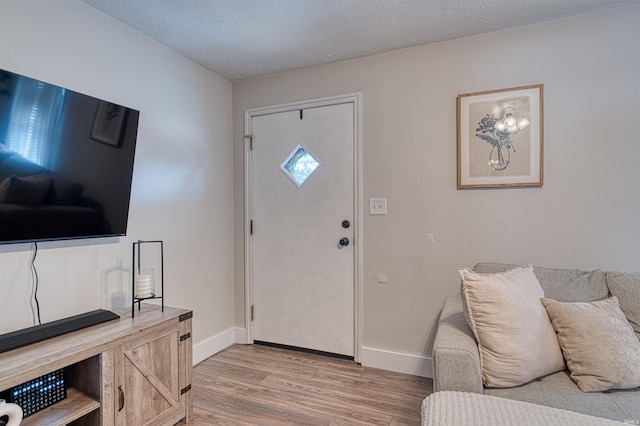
top-left (190, 344), bottom-right (432, 425)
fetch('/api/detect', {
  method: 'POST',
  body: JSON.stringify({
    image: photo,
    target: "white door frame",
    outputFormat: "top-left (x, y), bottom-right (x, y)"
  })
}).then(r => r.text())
top-left (244, 93), bottom-right (363, 362)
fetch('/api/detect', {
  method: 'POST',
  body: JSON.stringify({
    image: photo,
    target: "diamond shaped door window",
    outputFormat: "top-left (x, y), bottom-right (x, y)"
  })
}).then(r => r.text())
top-left (280, 144), bottom-right (320, 188)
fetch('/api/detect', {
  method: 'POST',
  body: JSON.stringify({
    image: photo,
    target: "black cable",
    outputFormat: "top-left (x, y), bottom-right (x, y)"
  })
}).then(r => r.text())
top-left (30, 242), bottom-right (41, 325)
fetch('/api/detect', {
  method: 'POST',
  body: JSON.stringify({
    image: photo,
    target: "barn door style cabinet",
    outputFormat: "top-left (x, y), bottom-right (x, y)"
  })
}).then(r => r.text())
top-left (0, 305), bottom-right (192, 426)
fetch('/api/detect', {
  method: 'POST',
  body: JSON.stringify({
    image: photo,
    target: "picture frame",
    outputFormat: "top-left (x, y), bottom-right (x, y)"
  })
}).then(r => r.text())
top-left (457, 84), bottom-right (543, 188)
top-left (91, 100), bottom-right (126, 147)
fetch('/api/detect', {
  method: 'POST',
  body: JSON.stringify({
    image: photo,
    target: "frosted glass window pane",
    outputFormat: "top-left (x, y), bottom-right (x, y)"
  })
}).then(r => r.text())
top-left (280, 144), bottom-right (319, 188)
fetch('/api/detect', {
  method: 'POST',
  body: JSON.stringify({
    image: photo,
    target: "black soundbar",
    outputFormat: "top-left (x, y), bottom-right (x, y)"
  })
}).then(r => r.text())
top-left (0, 309), bottom-right (120, 354)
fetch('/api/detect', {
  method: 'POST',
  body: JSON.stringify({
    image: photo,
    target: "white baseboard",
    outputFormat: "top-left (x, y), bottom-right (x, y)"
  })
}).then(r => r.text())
top-left (193, 327), bottom-right (245, 365)
top-left (360, 346), bottom-right (432, 378)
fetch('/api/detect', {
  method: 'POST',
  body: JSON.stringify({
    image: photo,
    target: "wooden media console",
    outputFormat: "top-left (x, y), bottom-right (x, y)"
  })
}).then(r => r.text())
top-left (0, 305), bottom-right (193, 425)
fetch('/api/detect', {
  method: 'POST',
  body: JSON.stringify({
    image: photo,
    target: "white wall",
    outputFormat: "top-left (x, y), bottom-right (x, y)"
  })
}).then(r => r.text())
top-left (233, 5), bottom-right (640, 370)
top-left (0, 0), bottom-right (234, 362)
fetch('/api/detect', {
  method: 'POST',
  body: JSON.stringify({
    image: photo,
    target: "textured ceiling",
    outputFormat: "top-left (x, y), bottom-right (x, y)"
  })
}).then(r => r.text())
top-left (82, 0), bottom-right (637, 81)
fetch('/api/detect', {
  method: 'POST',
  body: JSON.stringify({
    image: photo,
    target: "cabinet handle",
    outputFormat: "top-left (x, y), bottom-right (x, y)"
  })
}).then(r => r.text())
top-left (118, 385), bottom-right (124, 411)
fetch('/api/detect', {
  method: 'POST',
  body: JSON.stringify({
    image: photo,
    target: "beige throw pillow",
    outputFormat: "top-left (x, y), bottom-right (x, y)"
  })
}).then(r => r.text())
top-left (460, 265), bottom-right (565, 388)
top-left (541, 296), bottom-right (640, 392)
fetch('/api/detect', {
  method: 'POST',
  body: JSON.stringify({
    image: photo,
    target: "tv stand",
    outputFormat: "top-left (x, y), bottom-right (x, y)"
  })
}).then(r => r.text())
top-left (0, 305), bottom-right (192, 425)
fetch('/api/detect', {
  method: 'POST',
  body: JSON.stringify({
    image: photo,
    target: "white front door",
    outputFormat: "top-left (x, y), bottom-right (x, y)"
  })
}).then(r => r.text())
top-left (246, 96), bottom-right (360, 358)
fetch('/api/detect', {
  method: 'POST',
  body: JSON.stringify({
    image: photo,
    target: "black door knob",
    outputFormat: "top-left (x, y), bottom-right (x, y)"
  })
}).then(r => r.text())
top-left (339, 237), bottom-right (350, 247)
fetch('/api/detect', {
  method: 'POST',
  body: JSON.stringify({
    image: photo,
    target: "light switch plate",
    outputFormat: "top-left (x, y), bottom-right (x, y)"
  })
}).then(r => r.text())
top-left (369, 198), bottom-right (387, 215)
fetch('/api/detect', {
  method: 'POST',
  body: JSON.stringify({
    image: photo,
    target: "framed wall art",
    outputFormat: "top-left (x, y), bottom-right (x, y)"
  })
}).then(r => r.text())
top-left (457, 84), bottom-right (543, 188)
top-left (91, 100), bottom-right (126, 147)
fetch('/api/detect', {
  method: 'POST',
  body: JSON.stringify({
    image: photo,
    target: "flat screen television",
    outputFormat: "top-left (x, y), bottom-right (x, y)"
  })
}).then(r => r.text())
top-left (0, 68), bottom-right (139, 244)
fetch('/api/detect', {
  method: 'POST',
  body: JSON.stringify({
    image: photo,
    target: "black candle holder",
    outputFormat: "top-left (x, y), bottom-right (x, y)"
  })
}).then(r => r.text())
top-left (131, 240), bottom-right (164, 318)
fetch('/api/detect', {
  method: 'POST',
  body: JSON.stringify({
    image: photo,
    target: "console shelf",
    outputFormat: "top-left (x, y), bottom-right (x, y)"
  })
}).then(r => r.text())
top-left (0, 305), bottom-right (192, 426)
top-left (20, 387), bottom-right (100, 426)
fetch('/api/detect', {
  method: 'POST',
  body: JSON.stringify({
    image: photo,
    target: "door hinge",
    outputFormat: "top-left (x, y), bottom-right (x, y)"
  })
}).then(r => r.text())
top-left (179, 332), bottom-right (191, 342)
top-left (250, 220), bottom-right (254, 235)
top-left (251, 305), bottom-right (255, 321)
top-left (180, 384), bottom-right (192, 395)
top-left (244, 134), bottom-right (253, 150)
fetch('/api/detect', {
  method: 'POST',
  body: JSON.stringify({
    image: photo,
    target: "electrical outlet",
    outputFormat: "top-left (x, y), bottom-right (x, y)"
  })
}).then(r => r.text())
top-left (369, 198), bottom-right (387, 215)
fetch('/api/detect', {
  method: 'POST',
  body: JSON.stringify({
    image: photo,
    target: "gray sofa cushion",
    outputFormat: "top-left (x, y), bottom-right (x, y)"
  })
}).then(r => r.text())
top-left (473, 263), bottom-right (609, 302)
top-left (485, 370), bottom-right (638, 421)
top-left (607, 271), bottom-right (640, 340)
top-left (608, 390), bottom-right (640, 423)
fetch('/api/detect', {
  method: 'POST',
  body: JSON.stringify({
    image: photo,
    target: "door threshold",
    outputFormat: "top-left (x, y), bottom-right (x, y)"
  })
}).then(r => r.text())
top-left (254, 340), bottom-right (355, 362)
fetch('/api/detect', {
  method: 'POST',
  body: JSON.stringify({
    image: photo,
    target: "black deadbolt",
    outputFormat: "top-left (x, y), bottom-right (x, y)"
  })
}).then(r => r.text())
top-left (341, 220), bottom-right (351, 229)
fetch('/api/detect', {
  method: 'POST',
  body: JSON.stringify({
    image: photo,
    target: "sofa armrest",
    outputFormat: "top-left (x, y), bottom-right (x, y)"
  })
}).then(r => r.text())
top-left (432, 295), bottom-right (483, 393)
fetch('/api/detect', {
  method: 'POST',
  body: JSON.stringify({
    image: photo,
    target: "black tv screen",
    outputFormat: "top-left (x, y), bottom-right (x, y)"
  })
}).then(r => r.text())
top-left (0, 68), bottom-right (139, 244)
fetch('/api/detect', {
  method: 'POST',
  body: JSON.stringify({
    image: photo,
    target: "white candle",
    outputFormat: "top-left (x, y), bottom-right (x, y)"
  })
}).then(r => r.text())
top-left (135, 273), bottom-right (154, 298)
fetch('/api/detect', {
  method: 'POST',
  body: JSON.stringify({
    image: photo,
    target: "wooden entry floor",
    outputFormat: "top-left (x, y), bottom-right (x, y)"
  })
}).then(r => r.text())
top-left (191, 344), bottom-right (433, 425)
